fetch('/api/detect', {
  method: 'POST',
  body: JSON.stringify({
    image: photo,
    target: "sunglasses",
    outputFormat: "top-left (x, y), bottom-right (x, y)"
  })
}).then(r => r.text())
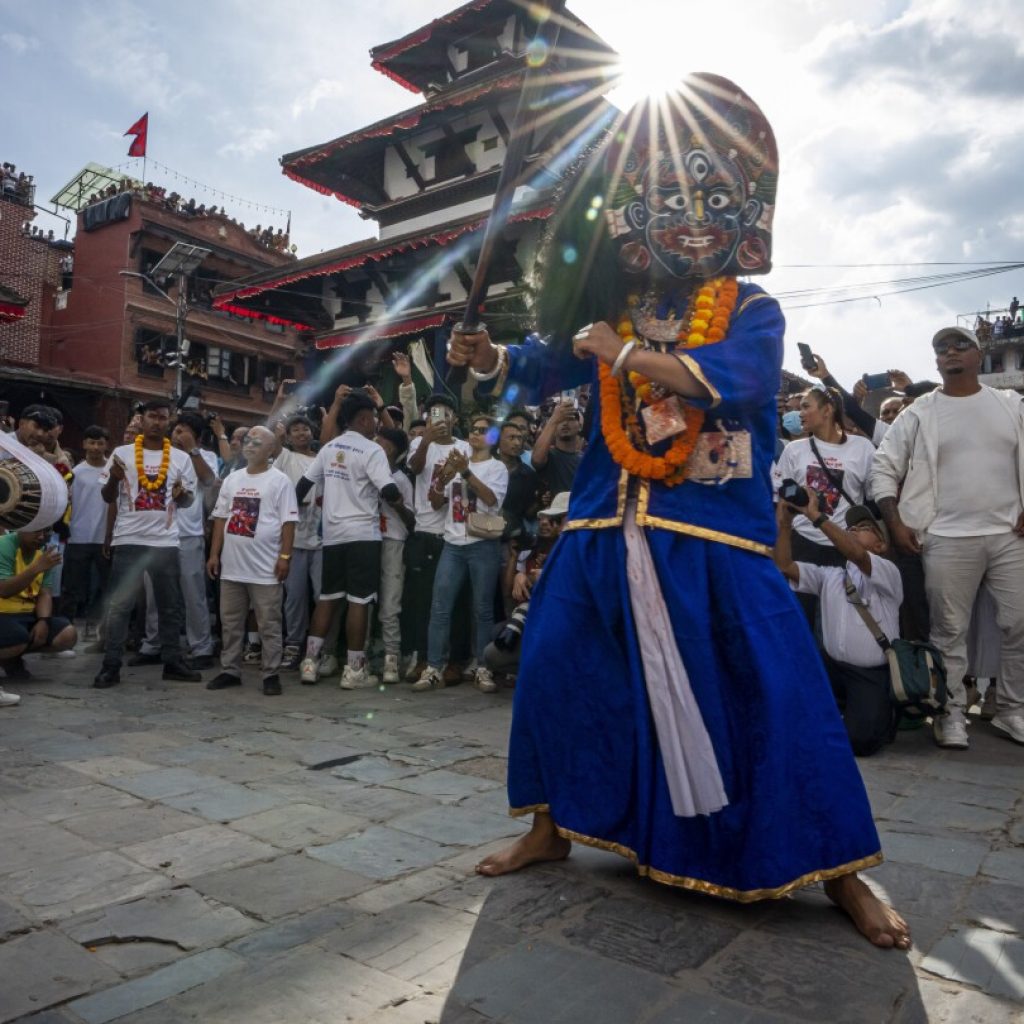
top-left (469, 425), bottom-right (489, 434)
top-left (932, 337), bottom-right (976, 355)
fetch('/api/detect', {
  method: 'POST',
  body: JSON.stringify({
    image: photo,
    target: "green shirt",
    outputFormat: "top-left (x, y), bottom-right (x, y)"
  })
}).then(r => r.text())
top-left (0, 532), bottom-right (55, 614)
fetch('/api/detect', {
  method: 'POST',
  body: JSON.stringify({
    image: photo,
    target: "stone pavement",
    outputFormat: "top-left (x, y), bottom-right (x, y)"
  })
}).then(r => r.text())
top-left (0, 651), bottom-right (1021, 1024)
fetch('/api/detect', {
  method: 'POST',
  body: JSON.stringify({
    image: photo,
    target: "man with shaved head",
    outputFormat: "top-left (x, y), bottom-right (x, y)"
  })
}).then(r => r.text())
top-left (206, 425), bottom-right (298, 696)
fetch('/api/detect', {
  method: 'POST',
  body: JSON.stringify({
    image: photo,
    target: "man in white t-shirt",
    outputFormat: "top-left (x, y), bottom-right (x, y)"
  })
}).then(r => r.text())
top-left (873, 326), bottom-right (1024, 749)
top-left (134, 413), bottom-right (218, 669)
top-left (61, 425), bottom-right (111, 640)
top-left (775, 492), bottom-right (903, 756)
top-left (403, 394), bottom-right (471, 678)
top-left (271, 414), bottom-right (322, 670)
top-left (297, 393), bottom-right (412, 689)
top-left (375, 427), bottom-right (415, 684)
top-left (94, 400), bottom-right (199, 688)
top-left (207, 426), bottom-right (297, 696)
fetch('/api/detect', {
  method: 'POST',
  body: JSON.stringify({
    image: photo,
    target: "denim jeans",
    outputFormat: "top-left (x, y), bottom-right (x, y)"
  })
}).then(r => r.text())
top-left (427, 540), bottom-right (500, 667)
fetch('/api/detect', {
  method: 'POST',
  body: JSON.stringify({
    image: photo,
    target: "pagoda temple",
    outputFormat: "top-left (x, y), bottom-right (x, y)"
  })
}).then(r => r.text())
top-left (213, 0), bottom-right (617, 398)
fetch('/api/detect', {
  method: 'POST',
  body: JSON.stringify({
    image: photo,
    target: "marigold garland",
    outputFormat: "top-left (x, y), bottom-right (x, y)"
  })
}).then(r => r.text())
top-left (134, 435), bottom-right (171, 492)
top-left (599, 277), bottom-right (739, 485)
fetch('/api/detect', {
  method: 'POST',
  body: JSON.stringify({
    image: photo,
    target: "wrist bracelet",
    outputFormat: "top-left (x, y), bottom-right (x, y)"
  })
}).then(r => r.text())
top-left (812, 514), bottom-right (827, 529)
top-left (610, 341), bottom-right (636, 377)
top-left (278, 553), bottom-right (292, 560)
top-left (469, 346), bottom-right (507, 382)
top-left (217, 435), bottom-right (228, 442)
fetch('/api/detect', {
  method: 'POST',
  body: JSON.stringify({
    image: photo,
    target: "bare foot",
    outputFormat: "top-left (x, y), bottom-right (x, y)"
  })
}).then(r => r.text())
top-left (475, 813), bottom-right (571, 876)
top-left (824, 873), bottom-right (911, 950)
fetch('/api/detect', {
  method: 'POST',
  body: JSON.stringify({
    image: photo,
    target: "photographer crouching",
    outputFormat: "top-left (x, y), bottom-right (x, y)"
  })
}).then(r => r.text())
top-left (774, 483), bottom-right (903, 756)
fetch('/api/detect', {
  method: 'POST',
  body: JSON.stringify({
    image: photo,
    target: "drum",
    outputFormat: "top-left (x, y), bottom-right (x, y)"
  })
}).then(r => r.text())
top-left (0, 457), bottom-right (43, 530)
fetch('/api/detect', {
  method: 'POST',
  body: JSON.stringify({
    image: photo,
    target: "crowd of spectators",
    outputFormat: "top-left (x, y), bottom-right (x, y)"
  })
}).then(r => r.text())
top-left (84, 178), bottom-right (293, 256)
top-left (2, 328), bottom-right (1021, 760)
top-left (1, 162), bottom-right (34, 206)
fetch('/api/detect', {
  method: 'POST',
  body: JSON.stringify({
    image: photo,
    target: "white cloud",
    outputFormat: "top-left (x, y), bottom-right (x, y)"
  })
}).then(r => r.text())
top-left (2, 32), bottom-right (39, 54)
top-left (218, 128), bottom-right (279, 161)
top-left (291, 79), bottom-right (349, 119)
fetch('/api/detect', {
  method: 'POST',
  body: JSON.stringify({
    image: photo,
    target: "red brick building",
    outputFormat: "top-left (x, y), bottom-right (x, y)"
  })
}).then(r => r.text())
top-left (1, 172), bottom-right (306, 452)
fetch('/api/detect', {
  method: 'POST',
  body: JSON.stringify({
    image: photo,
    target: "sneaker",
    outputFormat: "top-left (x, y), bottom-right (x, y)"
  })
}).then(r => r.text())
top-left (405, 654), bottom-right (424, 681)
top-left (317, 654), bottom-right (340, 679)
top-left (262, 675), bottom-right (283, 697)
top-left (981, 686), bottom-right (998, 721)
top-left (0, 687), bottom-right (20, 707)
top-left (340, 664), bottom-right (378, 690)
top-left (382, 654), bottom-right (401, 685)
top-left (299, 657), bottom-right (319, 685)
top-left (461, 658), bottom-right (479, 681)
top-left (474, 666), bottom-right (498, 693)
top-left (242, 642), bottom-right (262, 664)
top-left (412, 666), bottom-right (444, 692)
top-left (93, 667), bottom-right (121, 688)
top-left (991, 712), bottom-right (1024, 745)
top-left (281, 645), bottom-right (302, 671)
top-left (0, 657), bottom-right (30, 680)
top-left (41, 649), bottom-right (76, 659)
top-left (934, 712), bottom-right (969, 749)
top-left (206, 672), bottom-right (242, 690)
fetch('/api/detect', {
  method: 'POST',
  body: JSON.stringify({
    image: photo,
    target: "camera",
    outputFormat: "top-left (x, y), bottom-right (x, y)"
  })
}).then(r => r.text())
top-left (494, 601), bottom-right (530, 651)
top-left (204, 411), bottom-right (218, 424)
top-left (779, 478), bottom-right (810, 508)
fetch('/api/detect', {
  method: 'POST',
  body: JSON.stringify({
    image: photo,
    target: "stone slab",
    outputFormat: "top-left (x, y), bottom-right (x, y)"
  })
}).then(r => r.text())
top-left (5, 850), bottom-right (168, 920)
top-left (0, 762), bottom-right (96, 792)
top-left (64, 886), bottom-right (257, 953)
top-left (980, 847), bottom-right (1024, 885)
top-left (227, 905), bottom-right (363, 959)
top-left (105, 766), bottom-right (223, 800)
top-left (68, 948), bottom-right (246, 1024)
top-left (963, 879), bottom-right (1024, 935)
top-left (61, 804), bottom-right (208, 847)
top-left (307, 825), bottom-right (450, 880)
top-left (906, 776), bottom-right (1020, 812)
top-left (160, 782), bottom-right (288, 822)
top-left (450, 938), bottom-right (676, 1023)
top-left (385, 768), bottom-right (502, 803)
top-left (328, 754), bottom-right (424, 783)
top-left (646, 993), bottom-right (799, 1023)
top-left (2, 783), bottom-right (143, 823)
top-left (189, 853), bottom-right (374, 919)
top-left (702, 931), bottom-right (913, 1023)
top-left (460, 870), bottom-right (610, 933)
top-left (880, 829), bottom-right (990, 877)
top-left (883, 797), bottom-right (1008, 833)
top-left (348, 866), bottom-right (461, 914)
top-left (921, 927), bottom-right (1024, 1000)
top-left (898, 977), bottom-right (1022, 1024)
top-left (561, 895), bottom-right (742, 974)
top-left (64, 755), bottom-right (160, 780)
top-left (229, 802), bottom-right (366, 849)
top-left (389, 804), bottom-right (524, 846)
top-left (121, 824), bottom-right (278, 879)
top-left (0, 897), bottom-right (30, 938)
top-left (0, 821), bottom-right (102, 877)
top-left (0, 929), bottom-right (119, 1024)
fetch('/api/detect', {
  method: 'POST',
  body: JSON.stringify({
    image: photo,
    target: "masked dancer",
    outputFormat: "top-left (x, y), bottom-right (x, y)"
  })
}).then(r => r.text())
top-left (450, 74), bottom-right (908, 950)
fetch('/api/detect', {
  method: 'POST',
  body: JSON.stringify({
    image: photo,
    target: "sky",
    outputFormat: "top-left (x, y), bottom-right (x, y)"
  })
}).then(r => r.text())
top-left (3, 0), bottom-right (1023, 385)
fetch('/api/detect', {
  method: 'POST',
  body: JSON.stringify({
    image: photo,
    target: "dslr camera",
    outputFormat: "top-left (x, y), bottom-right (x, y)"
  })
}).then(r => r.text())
top-left (779, 478), bottom-right (810, 508)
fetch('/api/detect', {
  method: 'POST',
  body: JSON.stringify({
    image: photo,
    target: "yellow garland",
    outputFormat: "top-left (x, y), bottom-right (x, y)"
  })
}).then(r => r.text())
top-left (134, 435), bottom-right (171, 492)
top-left (600, 277), bottom-right (739, 486)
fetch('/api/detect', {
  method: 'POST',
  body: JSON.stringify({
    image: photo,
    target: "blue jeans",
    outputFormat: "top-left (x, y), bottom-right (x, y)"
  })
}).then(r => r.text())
top-left (427, 540), bottom-right (500, 667)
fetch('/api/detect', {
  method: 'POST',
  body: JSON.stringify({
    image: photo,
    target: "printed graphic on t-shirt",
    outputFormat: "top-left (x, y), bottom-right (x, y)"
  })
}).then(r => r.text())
top-left (450, 480), bottom-right (478, 523)
top-left (805, 464), bottom-right (842, 517)
top-left (134, 484), bottom-right (167, 512)
top-left (227, 495), bottom-right (261, 537)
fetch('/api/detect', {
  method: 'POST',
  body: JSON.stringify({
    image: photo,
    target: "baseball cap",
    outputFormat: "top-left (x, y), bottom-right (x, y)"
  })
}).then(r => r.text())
top-left (845, 504), bottom-right (889, 547)
top-left (538, 492), bottom-right (570, 517)
top-left (932, 326), bottom-right (980, 351)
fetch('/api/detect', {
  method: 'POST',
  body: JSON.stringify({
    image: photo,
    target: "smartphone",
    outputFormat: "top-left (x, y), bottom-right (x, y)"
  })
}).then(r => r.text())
top-left (282, 380), bottom-right (297, 396)
top-left (561, 388), bottom-right (578, 410)
top-left (862, 372), bottom-right (890, 391)
top-left (797, 343), bottom-right (816, 372)
top-left (429, 405), bottom-right (447, 424)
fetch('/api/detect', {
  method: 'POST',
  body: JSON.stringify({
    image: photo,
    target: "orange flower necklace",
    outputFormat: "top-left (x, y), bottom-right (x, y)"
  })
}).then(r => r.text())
top-left (599, 277), bottom-right (739, 486)
top-left (134, 435), bottom-right (171, 492)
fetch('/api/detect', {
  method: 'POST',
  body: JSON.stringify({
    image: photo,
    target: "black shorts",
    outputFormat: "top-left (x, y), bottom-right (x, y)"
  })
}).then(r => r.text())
top-left (0, 613), bottom-right (72, 650)
top-left (321, 541), bottom-right (381, 604)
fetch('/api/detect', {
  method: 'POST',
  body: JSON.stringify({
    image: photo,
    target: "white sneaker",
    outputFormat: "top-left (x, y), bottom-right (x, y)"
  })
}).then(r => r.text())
top-left (0, 688), bottom-right (20, 707)
top-left (981, 686), bottom-right (998, 721)
top-left (461, 658), bottom-right (478, 681)
top-left (412, 666), bottom-right (443, 692)
top-left (340, 664), bottom-right (379, 690)
top-left (474, 666), bottom-right (498, 693)
top-left (404, 652), bottom-right (420, 681)
top-left (382, 654), bottom-right (400, 685)
top-left (934, 711), bottom-right (969, 749)
top-left (317, 654), bottom-right (339, 679)
top-left (299, 657), bottom-right (319, 684)
top-left (991, 712), bottom-right (1024, 745)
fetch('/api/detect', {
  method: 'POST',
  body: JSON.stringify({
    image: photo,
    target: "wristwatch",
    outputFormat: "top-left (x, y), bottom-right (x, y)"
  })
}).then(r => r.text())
top-left (461, 469), bottom-right (472, 480)
top-left (217, 434), bottom-right (228, 442)
top-left (812, 514), bottom-right (827, 529)
top-left (278, 553), bottom-right (292, 560)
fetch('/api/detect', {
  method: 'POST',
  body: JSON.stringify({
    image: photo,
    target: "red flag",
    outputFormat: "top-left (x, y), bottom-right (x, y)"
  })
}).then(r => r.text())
top-left (125, 113), bottom-right (148, 157)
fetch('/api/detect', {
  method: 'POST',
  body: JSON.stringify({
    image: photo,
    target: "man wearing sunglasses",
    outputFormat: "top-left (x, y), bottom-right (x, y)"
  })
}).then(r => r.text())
top-left (872, 326), bottom-right (1024, 749)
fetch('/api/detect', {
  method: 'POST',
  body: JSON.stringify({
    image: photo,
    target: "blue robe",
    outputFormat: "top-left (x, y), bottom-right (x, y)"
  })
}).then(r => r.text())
top-left (499, 283), bottom-right (882, 900)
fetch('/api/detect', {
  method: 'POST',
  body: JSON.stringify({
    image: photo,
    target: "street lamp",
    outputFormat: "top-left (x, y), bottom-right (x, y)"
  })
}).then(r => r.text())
top-left (120, 241), bottom-right (211, 402)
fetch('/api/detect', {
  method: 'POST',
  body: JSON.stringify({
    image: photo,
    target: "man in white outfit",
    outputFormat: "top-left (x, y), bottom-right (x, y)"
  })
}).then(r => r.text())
top-left (872, 326), bottom-right (1024, 749)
